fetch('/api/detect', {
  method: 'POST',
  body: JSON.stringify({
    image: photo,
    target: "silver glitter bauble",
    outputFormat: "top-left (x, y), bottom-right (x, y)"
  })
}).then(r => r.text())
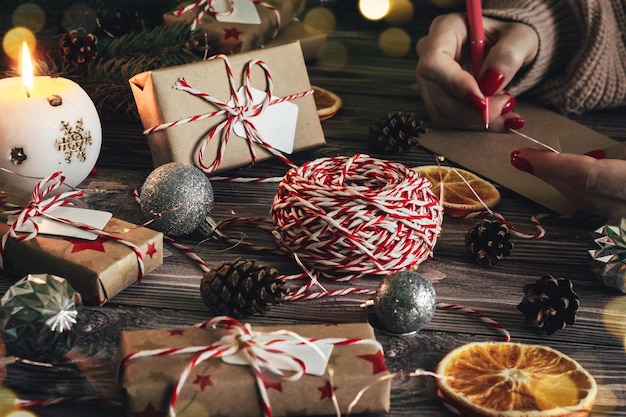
top-left (0, 274), bottom-right (82, 361)
top-left (373, 270), bottom-right (436, 334)
top-left (140, 163), bottom-right (214, 236)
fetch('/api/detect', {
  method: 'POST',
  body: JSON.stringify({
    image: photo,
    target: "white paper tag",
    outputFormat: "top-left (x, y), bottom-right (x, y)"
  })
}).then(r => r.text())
top-left (214, 0), bottom-right (261, 24)
top-left (7, 207), bottom-right (112, 241)
top-left (220, 331), bottom-right (333, 376)
top-left (231, 86), bottom-right (298, 154)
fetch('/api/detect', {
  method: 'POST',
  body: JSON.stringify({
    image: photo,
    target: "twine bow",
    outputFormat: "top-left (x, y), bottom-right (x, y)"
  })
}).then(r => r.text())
top-left (173, 0), bottom-right (281, 36)
top-left (119, 316), bottom-right (383, 417)
top-left (144, 54), bottom-right (311, 174)
top-left (0, 172), bottom-right (146, 283)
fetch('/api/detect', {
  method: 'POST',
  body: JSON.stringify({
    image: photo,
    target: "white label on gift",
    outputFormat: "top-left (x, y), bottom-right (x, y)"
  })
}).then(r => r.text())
top-left (7, 207), bottom-right (113, 241)
top-left (220, 331), bottom-right (333, 376)
top-left (214, 0), bottom-right (261, 24)
top-left (231, 86), bottom-right (298, 154)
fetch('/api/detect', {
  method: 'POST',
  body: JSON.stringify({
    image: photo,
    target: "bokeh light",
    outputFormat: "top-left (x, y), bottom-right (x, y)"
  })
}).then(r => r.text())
top-left (2, 27), bottom-right (36, 62)
top-left (303, 7), bottom-right (336, 34)
top-left (379, 28), bottom-right (412, 57)
top-left (0, 387), bottom-right (18, 415)
top-left (385, 0), bottom-right (414, 26)
top-left (602, 297), bottom-right (626, 338)
top-left (62, 3), bottom-right (97, 33)
top-left (359, 0), bottom-right (390, 21)
top-left (7, 411), bottom-right (38, 417)
top-left (12, 3), bottom-right (46, 33)
top-left (316, 40), bottom-right (348, 72)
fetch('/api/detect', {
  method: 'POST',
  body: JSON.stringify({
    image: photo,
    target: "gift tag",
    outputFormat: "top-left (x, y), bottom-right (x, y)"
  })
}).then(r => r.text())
top-left (231, 86), bottom-right (298, 154)
top-left (7, 207), bottom-right (113, 241)
top-left (220, 331), bottom-right (333, 376)
top-left (214, 0), bottom-right (261, 24)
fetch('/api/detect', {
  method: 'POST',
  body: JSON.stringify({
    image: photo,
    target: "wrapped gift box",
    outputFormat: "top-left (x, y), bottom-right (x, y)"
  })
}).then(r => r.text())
top-left (164, 0), bottom-right (306, 54)
top-left (0, 217), bottom-right (163, 306)
top-left (120, 322), bottom-right (391, 416)
top-left (129, 41), bottom-right (325, 173)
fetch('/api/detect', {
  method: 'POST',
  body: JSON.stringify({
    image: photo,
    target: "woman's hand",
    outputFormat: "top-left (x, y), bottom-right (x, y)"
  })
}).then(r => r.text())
top-left (511, 147), bottom-right (626, 219)
top-left (416, 13), bottom-right (539, 131)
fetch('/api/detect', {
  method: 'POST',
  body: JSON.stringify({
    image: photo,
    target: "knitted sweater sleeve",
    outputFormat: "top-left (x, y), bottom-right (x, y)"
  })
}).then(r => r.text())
top-left (482, 0), bottom-right (626, 114)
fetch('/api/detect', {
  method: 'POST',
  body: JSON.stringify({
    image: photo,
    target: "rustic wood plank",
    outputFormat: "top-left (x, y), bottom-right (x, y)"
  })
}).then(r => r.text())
top-left (1, 4), bottom-right (626, 416)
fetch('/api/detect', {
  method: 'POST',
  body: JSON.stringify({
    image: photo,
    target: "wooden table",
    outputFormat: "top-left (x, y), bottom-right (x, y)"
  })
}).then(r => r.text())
top-left (2, 3), bottom-right (626, 416)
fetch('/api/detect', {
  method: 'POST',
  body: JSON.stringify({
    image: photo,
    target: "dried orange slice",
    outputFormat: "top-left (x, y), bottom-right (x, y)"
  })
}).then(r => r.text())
top-left (437, 341), bottom-right (597, 417)
top-left (413, 165), bottom-right (500, 217)
top-left (312, 85), bottom-right (342, 120)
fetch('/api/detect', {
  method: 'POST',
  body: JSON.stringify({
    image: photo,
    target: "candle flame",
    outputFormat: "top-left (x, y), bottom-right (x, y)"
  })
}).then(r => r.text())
top-left (20, 41), bottom-right (33, 97)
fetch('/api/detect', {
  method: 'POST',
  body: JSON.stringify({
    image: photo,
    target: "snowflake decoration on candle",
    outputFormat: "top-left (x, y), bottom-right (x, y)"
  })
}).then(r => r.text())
top-left (55, 119), bottom-right (93, 163)
top-left (10, 147), bottom-right (27, 165)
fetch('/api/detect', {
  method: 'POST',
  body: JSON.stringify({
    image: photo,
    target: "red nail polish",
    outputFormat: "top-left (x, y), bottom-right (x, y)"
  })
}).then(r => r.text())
top-left (510, 150), bottom-right (533, 174)
top-left (501, 97), bottom-right (517, 115)
top-left (504, 117), bottom-right (525, 129)
top-left (464, 93), bottom-right (486, 113)
top-left (584, 149), bottom-right (605, 159)
top-left (478, 69), bottom-right (505, 96)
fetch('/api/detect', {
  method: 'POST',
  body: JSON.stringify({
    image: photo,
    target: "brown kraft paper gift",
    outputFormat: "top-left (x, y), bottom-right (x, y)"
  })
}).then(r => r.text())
top-left (163, 0), bottom-right (306, 54)
top-left (0, 217), bottom-right (163, 306)
top-left (120, 321), bottom-right (391, 416)
top-left (129, 41), bottom-right (325, 173)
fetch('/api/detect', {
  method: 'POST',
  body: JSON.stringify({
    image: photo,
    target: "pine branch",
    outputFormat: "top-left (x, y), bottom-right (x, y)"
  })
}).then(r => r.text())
top-left (96, 23), bottom-right (195, 61)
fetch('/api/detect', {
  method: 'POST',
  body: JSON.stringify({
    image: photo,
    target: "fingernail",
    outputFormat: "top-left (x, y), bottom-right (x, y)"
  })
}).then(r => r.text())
top-left (478, 69), bottom-right (505, 96)
top-left (504, 117), bottom-right (525, 129)
top-left (464, 93), bottom-right (486, 113)
top-left (584, 149), bottom-right (605, 159)
top-left (510, 150), bottom-right (533, 174)
top-left (501, 96), bottom-right (517, 115)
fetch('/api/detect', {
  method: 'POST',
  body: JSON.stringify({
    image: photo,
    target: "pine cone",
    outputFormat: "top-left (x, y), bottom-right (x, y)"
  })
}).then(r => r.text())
top-left (200, 259), bottom-right (287, 318)
top-left (465, 216), bottom-right (513, 266)
top-left (59, 28), bottom-right (97, 67)
top-left (518, 274), bottom-right (579, 335)
top-left (368, 111), bottom-right (426, 154)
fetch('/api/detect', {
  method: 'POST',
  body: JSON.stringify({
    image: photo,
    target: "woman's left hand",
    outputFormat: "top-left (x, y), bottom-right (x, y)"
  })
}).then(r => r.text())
top-left (511, 147), bottom-right (626, 219)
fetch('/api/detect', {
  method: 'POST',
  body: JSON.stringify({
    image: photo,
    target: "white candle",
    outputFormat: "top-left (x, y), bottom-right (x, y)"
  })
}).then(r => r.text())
top-left (0, 43), bottom-right (101, 196)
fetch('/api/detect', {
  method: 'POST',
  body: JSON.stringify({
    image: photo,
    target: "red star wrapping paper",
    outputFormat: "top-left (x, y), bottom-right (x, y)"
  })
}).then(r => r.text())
top-left (129, 41), bottom-right (325, 173)
top-left (0, 218), bottom-right (163, 306)
top-left (163, 0), bottom-right (306, 55)
top-left (120, 322), bottom-right (390, 416)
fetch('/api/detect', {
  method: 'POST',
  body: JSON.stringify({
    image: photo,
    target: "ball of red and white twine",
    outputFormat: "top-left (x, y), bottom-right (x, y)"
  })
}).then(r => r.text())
top-left (270, 154), bottom-right (444, 281)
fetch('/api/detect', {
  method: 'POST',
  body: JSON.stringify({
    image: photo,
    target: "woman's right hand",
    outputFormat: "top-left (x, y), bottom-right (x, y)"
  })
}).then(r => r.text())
top-left (416, 13), bottom-right (539, 131)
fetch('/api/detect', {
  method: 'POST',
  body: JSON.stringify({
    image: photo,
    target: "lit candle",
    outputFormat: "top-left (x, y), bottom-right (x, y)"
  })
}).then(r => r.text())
top-left (0, 42), bottom-right (101, 195)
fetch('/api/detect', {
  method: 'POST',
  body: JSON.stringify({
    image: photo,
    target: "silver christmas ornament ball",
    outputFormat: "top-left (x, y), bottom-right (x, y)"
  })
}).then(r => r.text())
top-left (1, 274), bottom-right (82, 361)
top-left (373, 270), bottom-right (436, 334)
top-left (140, 162), bottom-right (214, 236)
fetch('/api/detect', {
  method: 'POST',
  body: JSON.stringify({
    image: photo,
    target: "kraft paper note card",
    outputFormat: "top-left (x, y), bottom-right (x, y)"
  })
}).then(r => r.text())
top-left (419, 102), bottom-right (619, 217)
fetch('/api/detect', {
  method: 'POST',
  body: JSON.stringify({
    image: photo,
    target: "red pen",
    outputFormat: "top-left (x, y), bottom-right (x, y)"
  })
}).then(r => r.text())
top-left (466, 0), bottom-right (489, 129)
